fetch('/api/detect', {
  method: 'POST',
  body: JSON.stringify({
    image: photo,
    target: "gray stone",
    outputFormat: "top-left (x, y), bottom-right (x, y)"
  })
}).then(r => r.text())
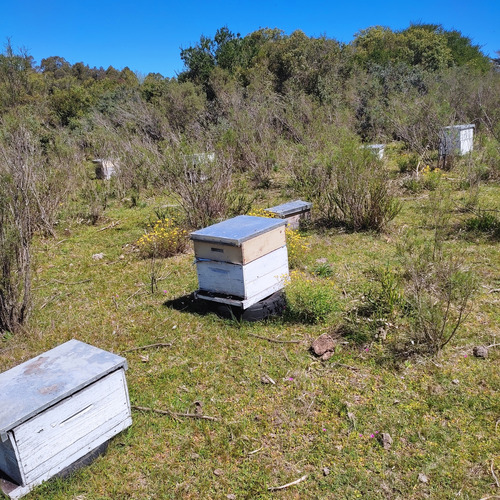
top-left (473, 345), bottom-right (488, 358)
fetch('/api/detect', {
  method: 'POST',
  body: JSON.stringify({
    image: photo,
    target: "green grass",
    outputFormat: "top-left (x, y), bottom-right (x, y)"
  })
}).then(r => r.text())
top-left (1, 176), bottom-right (499, 499)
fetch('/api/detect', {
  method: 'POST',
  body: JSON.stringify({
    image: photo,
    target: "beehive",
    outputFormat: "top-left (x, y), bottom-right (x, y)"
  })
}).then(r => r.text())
top-left (0, 340), bottom-right (132, 499)
top-left (190, 215), bottom-right (289, 309)
top-left (92, 159), bottom-right (117, 180)
top-left (365, 144), bottom-right (385, 160)
top-left (265, 200), bottom-right (312, 230)
top-left (439, 124), bottom-right (475, 156)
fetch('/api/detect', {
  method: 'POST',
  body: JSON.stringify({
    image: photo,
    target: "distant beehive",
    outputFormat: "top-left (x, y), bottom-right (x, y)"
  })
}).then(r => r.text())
top-left (265, 200), bottom-right (312, 230)
top-left (184, 153), bottom-right (215, 183)
top-left (439, 124), bottom-right (475, 156)
top-left (190, 215), bottom-right (289, 309)
top-left (0, 340), bottom-right (132, 499)
top-left (93, 159), bottom-right (118, 180)
top-left (365, 144), bottom-right (385, 160)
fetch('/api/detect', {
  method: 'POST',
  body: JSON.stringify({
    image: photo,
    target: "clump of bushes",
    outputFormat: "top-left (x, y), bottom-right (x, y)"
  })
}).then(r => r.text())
top-left (284, 270), bottom-right (341, 324)
top-left (292, 133), bottom-right (401, 232)
top-left (136, 218), bottom-right (189, 258)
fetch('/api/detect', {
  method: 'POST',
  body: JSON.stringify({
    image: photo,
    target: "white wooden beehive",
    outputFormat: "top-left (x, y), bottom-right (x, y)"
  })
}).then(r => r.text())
top-left (439, 124), bottom-right (475, 156)
top-left (190, 215), bottom-right (289, 309)
top-left (0, 339), bottom-right (132, 499)
top-left (265, 200), bottom-right (312, 230)
top-left (93, 159), bottom-right (118, 180)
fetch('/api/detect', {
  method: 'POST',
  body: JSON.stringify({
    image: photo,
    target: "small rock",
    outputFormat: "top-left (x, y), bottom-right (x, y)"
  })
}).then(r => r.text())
top-left (320, 350), bottom-right (334, 361)
top-left (226, 495), bottom-right (236, 500)
top-left (452, 379), bottom-right (459, 385)
top-left (190, 453), bottom-right (200, 459)
top-left (139, 354), bottom-right (149, 363)
top-left (418, 473), bottom-right (429, 483)
top-left (322, 467), bottom-right (330, 476)
top-left (312, 333), bottom-right (336, 356)
top-left (473, 345), bottom-right (488, 358)
top-left (213, 468), bottom-right (224, 476)
top-left (119, 254), bottom-right (125, 260)
top-left (379, 433), bottom-right (393, 450)
top-left (316, 258), bottom-right (328, 264)
top-left (92, 252), bottom-right (104, 260)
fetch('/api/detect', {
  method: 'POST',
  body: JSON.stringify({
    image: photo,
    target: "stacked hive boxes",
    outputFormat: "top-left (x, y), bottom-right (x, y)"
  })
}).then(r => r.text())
top-left (0, 340), bottom-right (132, 499)
top-left (190, 215), bottom-right (289, 309)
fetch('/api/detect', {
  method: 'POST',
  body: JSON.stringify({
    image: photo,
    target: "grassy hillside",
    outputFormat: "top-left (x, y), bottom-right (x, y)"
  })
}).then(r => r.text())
top-left (1, 150), bottom-right (498, 499)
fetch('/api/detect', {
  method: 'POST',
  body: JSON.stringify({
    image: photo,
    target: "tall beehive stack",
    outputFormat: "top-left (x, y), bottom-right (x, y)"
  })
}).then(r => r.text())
top-left (190, 215), bottom-right (289, 309)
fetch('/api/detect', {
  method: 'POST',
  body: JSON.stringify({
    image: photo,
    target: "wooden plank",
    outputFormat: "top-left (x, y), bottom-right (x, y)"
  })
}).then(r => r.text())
top-left (193, 226), bottom-right (285, 264)
top-left (196, 246), bottom-right (288, 298)
top-left (14, 369), bottom-right (130, 484)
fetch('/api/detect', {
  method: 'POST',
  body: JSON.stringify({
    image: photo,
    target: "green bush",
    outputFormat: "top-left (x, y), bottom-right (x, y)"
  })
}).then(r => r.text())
top-left (284, 270), bottom-right (341, 324)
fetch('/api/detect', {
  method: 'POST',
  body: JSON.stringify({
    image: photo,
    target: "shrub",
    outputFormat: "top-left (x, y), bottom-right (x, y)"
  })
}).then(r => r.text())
top-left (292, 133), bottom-right (401, 231)
top-left (397, 233), bottom-right (477, 354)
top-left (284, 270), bottom-right (341, 324)
top-left (136, 218), bottom-right (189, 258)
top-left (465, 211), bottom-right (500, 239)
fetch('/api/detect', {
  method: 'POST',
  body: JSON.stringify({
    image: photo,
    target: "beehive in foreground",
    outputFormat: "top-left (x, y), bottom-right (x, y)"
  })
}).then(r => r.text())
top-left (190, 215), bottom-right (289, 309)
top-left (0, 340), bottom-right (132, 499)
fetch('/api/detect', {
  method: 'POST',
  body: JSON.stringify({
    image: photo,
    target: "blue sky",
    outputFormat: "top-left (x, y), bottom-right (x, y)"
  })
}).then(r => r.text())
top-left (1, 0), bottom-right (498, 78)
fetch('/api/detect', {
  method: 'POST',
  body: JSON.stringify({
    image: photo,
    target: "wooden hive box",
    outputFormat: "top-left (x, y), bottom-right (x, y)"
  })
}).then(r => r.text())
top-left (190, 216), bottom-right (289, 309)
top-left (365, 144), bottom-right (385, 160)
top-left (439, 124), bottom-right (475, 156)
top-left (265, 200), bottom-right (312, 230)
top-left (0, 339), bottom-right (132, 499)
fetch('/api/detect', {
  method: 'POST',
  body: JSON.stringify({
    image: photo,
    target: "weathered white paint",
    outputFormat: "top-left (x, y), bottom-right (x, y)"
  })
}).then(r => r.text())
top-left (195, 280), bottom-right (286, 309)
top-left (365, 144), bottom-right (385, 160)
top-left (439, 124), bottom-right (475, 156)
top-left (196, 246), bottom-right (289, 299)
top-left (0, 340), bottom-right (132, 499)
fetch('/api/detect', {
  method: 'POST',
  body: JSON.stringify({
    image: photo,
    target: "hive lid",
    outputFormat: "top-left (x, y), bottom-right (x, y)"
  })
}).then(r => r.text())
top-left (0, 339), bottom-right (127, 440)
top-left (190, 215), bottom-right (286, 246)
top-left (265, 200), bottom-right (312, 217)
top-left (442, 124), bottom-right (475, 131)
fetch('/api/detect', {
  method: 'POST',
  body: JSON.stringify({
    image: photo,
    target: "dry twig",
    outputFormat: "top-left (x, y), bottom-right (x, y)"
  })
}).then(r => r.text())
top-left (247, 332), bottom-right (300, 344)
top-left (492, 459), bottom-right (500, 488)
top-left (97, 220), bottom-right (121, 232)
top-left (123, 343), bottom-right (173, 353)
top-left (268, 475), bottom-right (308, 491)
top-left (132, 405), bottom-right (218, 421)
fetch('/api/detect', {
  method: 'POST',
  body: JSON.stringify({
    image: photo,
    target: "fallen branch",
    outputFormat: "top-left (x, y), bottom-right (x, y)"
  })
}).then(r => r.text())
top-left (132, 405), bottom-right (218, 421)
top-left (268, 475), bottom-right (308, 491)
top-left (247, 332), bottom-right (301, 344)
top-left (97, 220), bottom-right (121, 232)
top-left (486, 343), bottom-right (500, 349)
top-left (123, 342), bottom-right (173, 353)
top-left (51, 279), bottom-right (92, 286)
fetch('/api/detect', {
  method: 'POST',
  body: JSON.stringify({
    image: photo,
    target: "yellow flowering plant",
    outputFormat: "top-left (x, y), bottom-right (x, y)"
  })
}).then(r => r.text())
top-left (136, 218), bottom-right (189, 258)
